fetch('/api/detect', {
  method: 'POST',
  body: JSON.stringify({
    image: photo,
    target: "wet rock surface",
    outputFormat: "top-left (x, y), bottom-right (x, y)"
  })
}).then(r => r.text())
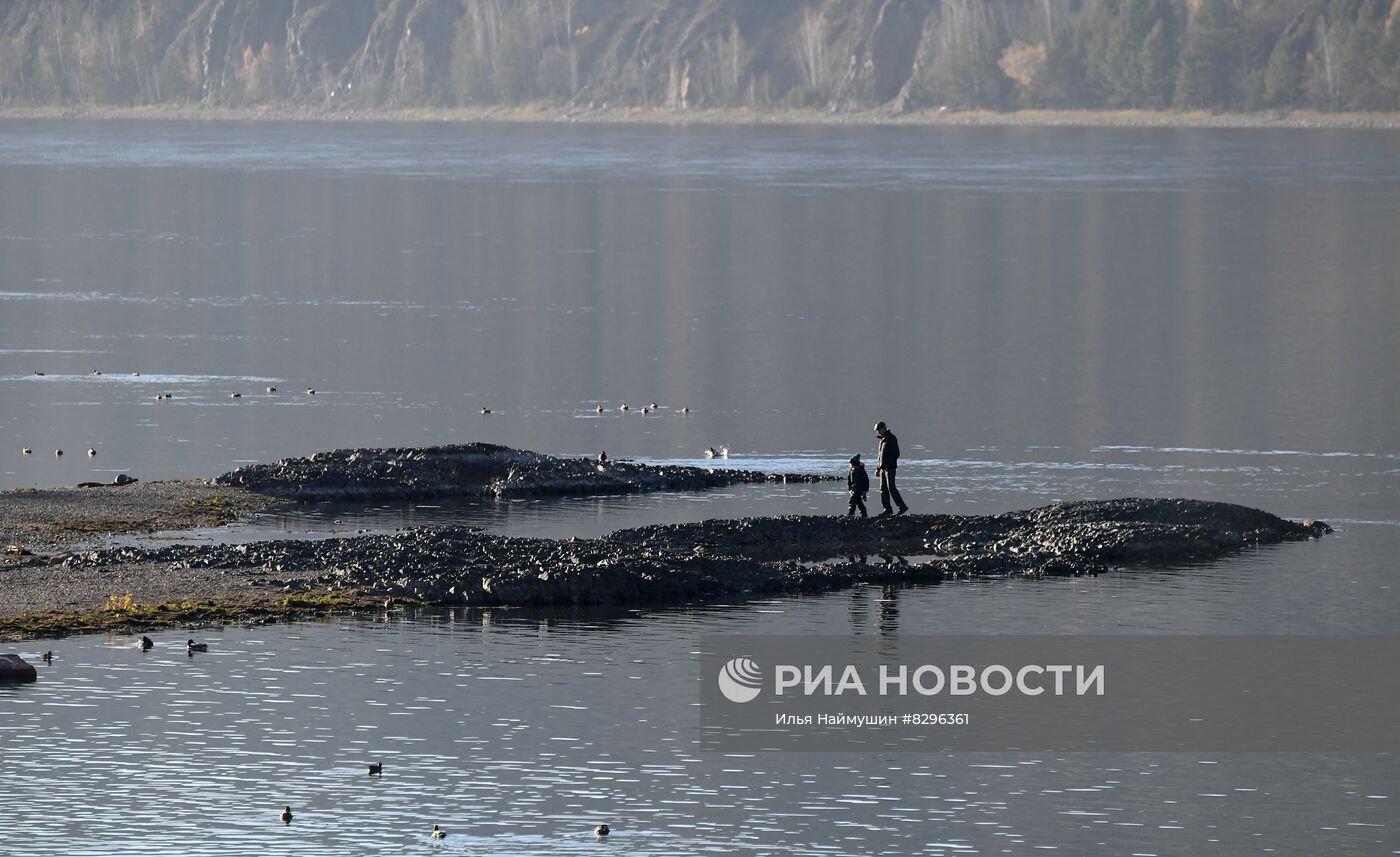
top-left (57, 498), bottom-right (1327, 609)
top-left (0, 653), bottom-right (38, 682)
top-left (214, 443), bottom-right (827, 501)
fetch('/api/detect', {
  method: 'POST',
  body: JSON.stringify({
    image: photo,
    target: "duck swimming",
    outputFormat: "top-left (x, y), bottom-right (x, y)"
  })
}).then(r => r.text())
top-left (186, 639), bottom-right (208, 652)
top-left (595, 404), bottom-right (604, 413)
top-left (266, 386), bottom-right (277, 393)
top-left (22, 447), bottom-right (31, 455)
top-left (595, 824), bottom-right (610, 837)
top-left (87, 448), bottom-right (96, 457)
top-left (229, 392), bottom-right (242, 399)
top-left (279, 806), bottom-right (293, 824)
top-left (138, 636), bottom-right (153, 651)
top-left (480, 407), bottom-right (492, 414)
top-left (41, 651), bottom-right (52, 663)
top-left (431, 824), bottom-right (446, 839)
top-left (368, 762), bottom-right (382, 775)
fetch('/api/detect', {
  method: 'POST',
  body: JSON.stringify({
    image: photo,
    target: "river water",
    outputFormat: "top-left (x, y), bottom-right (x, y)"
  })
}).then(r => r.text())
top-left (1, 120), bottom-right (1397, 854)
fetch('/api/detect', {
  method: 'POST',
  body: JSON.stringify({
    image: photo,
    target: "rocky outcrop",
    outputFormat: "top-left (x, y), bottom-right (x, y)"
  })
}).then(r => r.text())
top-left (213, 443), bottom-right (827, 501)
top-left (0, 653), bottom-right (37, 682)
top-left (60, 498), bottom-right (1328, 608)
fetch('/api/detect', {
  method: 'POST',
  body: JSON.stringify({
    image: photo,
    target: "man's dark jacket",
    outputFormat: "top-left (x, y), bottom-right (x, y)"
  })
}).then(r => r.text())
top-left (878, 430), bottom-right (901, 471)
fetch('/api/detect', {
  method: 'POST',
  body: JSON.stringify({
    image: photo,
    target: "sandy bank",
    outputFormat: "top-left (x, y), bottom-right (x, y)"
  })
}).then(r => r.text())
top-left (2, 104), bottom-right (1397, 130)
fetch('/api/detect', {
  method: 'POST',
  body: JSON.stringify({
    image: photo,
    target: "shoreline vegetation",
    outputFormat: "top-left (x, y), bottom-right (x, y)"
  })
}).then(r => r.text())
top-left (0, 445), bottom-right (1331, 643)
top-left (2, 103), bottom-right (1399, 130)
top-left (4, 3), bottom-right (1400, 124)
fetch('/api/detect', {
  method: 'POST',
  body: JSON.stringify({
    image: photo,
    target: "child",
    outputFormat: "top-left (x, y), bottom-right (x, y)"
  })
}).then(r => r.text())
top-left (846, 454), bottom-right (870, 518)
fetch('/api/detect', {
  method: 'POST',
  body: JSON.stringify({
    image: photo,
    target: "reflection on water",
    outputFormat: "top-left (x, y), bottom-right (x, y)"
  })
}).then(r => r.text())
top-left (3, 588), bottom-right (1396, 857)
top-left (2, 122), bottom-right (1398, 493)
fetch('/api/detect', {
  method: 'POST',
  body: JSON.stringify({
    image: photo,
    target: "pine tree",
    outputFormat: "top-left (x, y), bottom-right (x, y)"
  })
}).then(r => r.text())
top-left (1140, 19), bottom-right (1175, 109)
top-left (1263, 20), bottom-right (1307, 107)
top-left (1380, 17), bottom-right (1400, 108)
top-left (1174, 0), bottom-right (1245, 109)
top-left (1331, 0), bottom-right (1389, 109)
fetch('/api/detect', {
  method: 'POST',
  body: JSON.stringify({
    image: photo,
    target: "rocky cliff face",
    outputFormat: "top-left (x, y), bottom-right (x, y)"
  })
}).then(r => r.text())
top-left (0, 0), bottom-right (1038, 112)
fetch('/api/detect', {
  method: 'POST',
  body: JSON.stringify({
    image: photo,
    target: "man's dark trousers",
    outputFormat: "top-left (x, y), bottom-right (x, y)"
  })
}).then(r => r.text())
top-left (879, 468), bottom-right (907, 514)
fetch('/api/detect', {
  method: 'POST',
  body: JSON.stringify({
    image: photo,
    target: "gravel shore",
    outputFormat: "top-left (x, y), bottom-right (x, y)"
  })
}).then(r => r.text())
top-left (3, 104), bottom-right (1398, 130)
top-left (0, 480), bottom-right (271, 552)
top-left (0, 445), bottom-right (1330, 640)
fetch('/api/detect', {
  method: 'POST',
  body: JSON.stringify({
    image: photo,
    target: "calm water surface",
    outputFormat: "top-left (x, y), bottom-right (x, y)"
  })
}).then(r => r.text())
top-left (1, 121), bottom-right (1397, 484)
top-left (1, 121), bottom-right (1397, 854)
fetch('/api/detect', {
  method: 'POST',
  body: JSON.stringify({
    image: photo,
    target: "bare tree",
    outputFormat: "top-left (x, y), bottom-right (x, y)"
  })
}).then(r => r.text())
top-left (796, 7), bottom-right (828, 95)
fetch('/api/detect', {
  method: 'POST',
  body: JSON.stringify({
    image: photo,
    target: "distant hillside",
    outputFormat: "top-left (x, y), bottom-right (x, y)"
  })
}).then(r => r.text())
top-left (2, 0), bottom-right (1398, 113)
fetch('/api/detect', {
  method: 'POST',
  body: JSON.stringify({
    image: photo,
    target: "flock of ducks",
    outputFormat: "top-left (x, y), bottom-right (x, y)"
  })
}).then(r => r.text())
top-left (21, 372), bottom-right (317, 456)
top-left (278, 809), bottom-right (606, 840)
top-left (31, 369), bottom-right (317, 402)
top-left (22, 376), bottom-right (728, 463)
top-left (135, 635), bottom-right (207, 655)
top-left (92, 637), bottom-right (612, 841)
top-left (596, 401), bottom-right (687, 416)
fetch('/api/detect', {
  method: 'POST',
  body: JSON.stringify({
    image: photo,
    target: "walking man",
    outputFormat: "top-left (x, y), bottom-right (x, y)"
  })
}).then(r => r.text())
top-left (874, 421), bottom-right (908, 517)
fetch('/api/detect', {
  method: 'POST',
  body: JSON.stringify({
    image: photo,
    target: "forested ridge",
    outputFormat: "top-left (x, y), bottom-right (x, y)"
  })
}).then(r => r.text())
top-left (2, 0), bottom-right (1398, 113)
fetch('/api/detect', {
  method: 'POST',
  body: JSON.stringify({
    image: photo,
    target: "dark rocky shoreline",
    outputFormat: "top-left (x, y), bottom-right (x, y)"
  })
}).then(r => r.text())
top-left (54, 498), bottom-right (1329, 608)
top-left (1, 443), bottom-right (1331, 636)
top-left (214, 443), bottom-right (829, 501)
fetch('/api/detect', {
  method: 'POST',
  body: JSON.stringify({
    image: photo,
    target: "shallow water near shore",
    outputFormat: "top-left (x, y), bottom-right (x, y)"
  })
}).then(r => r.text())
top-left (7, 456), bottom-right (1400, 854)
top-left (2, 120), bottom-right (1398, 852)
top-left (3, 564), bottom-right (1397, 857)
